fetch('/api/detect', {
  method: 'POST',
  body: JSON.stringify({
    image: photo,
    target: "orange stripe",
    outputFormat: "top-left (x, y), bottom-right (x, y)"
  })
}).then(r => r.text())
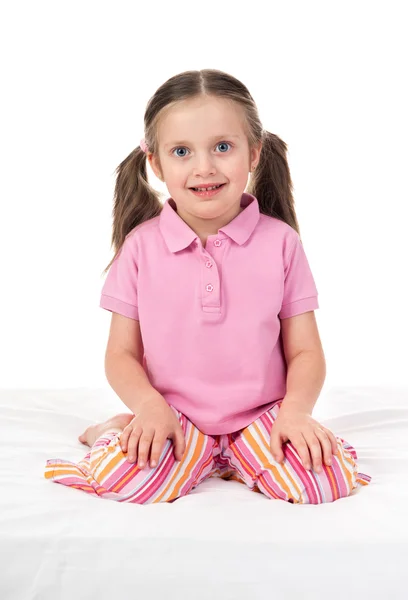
top-left (71, 484), bottom-right (95, 492)
top-left (253, 420), bottom-right (304, 498)
top-left (279, 460), bottom-right (303, 501)
top-left (44, 465), bottom-right (89, 478)
top-left (229, 430), bottom-right (281, 499)
top-left (356, 477), bottom-right (369, 486)
top-left (98, 450), bottom-right (127, 484)
top-left (336, 446), bottom-right (354, 492)
top-left (250, 422), bottom-right (297, 499)
top-left (257, 471), bottom-right (284, 500)
top-left (229, 436), bottom-right (257, 477)
top-left (260, 413), bottom-right (305, 501)
top-left (324, 462), bottom-right (339, 501)
top-left (94, 445), bottom-right (122, 480)
top-left (188, 452), bottom-right (214, 485)
top-left (155, 428), bottom-right (206, 502)
top-left (45, 461), bottom-right (80, 469)
top-left (111, 461), bottom-right (140, 492)
top-left (112, 427), bottom-right (210, 499)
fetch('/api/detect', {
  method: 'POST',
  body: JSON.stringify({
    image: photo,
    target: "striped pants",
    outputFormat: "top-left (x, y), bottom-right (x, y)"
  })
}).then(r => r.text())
top-left (44, 401), bottom-right (371, 504)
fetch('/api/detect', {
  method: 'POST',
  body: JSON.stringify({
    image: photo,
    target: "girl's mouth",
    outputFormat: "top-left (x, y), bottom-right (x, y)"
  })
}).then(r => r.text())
top-left (189, 183), bottom-right (227, 198)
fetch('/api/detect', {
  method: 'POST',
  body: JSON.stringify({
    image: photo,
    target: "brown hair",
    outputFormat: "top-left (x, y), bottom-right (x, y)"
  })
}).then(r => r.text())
top-left (102, 68), bottom-right (301, 275)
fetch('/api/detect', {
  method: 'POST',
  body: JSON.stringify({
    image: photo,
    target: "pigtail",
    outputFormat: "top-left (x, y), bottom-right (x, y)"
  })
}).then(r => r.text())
top-left (102, 145), bottom-right (162, 275)
top-left (247, 131), bottom-right (302, 241)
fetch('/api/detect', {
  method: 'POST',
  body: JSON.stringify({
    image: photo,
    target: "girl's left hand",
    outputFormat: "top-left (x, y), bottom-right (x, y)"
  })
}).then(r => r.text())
top-left (270, 407), bottom-right (339, 473)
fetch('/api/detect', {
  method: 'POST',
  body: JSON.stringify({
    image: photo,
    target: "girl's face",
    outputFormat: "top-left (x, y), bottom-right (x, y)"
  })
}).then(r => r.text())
top-left (148, 96), bottom-right (262, 234)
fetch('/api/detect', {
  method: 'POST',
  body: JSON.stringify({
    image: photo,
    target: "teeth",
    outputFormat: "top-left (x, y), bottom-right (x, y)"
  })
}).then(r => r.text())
top-left (193, 185), bottom-right (222, 191)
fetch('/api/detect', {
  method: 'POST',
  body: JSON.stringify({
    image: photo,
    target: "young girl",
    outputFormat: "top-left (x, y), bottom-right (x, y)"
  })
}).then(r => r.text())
top-left (44, 68), bottom-right (372, 504)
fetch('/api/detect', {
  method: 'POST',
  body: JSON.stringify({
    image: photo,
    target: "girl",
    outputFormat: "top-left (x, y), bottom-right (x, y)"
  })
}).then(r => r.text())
top-left (44, 69), bottom-right (372, 504)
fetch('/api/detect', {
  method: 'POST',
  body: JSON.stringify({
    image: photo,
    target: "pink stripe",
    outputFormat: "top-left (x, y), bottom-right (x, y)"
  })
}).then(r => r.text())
top-left (69, 436), bottom-right (175, 502)
top-left (260, 411), bottom-right (321, 504)
top-left (328, 454), bottom-right (350, 497)
top-left (319, 464), bottom-right (337, 500)
top-left (263, 410), bottom-right (359, 501)
top-left (46, 459), bottom-right (90, 479)
top-left (123, 444), bottom-right (176, 503)
top-left (51, 475), bottom-right (100, 495)
top-left (132, 416), bottom-right (195, 503)
top-left (51, 475), bottom-right (89, 486)
top-left (101, 457), bottom-right (139, 490)
top-left (94, 434), bottom-right (117, 447)
top-left (230, 433), bottom-right (283, 500)
top-left (100, 427), bottom-right (187, 501)
top-left (284, 444), bottom-right (321, 503)
top-left (179, 439), bottom-right (215, 497)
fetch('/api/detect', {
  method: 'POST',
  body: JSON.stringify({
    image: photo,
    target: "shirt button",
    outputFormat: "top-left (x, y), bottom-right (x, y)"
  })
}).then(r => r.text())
top-left (214, 239), bottom-right (222, 247)
top-left (205, 260), bottom-right (213, 268)
top-left (206, 284), bottom-right (214, 292)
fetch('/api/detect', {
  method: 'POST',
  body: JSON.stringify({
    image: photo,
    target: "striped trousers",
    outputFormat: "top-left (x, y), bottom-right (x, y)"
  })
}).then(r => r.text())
top-left (44, 401), bottom-right (371, 504)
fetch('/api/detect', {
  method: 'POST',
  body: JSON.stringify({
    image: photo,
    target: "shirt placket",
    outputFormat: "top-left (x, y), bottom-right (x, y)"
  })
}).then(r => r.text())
top-left (197, 236), bottom-right (226, 314)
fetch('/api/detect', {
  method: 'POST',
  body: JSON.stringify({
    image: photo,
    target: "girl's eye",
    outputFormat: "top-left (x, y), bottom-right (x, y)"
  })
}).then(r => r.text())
top-left (172, 141), bottom-right (232, 158)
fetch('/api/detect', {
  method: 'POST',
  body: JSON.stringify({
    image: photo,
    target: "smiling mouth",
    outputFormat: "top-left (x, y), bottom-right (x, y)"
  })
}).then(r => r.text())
top-left (190, 184), bottom-right (225, 191)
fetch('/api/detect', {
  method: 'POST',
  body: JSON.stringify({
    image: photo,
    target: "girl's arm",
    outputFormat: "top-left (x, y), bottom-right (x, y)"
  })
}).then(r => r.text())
top-left (279, 311), bottom-right (326, 414)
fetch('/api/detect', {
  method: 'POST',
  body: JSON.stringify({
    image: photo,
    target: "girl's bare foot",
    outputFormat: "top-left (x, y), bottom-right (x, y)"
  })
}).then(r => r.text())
top-left (78, 413), bottom-right (134, 447)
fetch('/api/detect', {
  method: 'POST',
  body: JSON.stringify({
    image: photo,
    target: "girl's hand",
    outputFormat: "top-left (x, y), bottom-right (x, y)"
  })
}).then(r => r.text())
top-left (270, 406), bottom-right (339, 473)
top-left (120, 393), bottom-right (186, 469)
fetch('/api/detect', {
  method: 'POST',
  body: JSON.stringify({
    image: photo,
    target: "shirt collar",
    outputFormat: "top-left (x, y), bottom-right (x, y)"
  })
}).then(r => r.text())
top-left (159, 192), bottom-right (260, 253)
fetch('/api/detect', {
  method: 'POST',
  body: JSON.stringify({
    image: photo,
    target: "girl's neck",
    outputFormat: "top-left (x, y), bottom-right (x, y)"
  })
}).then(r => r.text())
top-left (185, 206), bottom-right (244, 248)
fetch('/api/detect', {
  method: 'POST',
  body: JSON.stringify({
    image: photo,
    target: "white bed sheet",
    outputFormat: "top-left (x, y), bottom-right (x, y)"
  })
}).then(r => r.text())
top-left (0, 385), bottom-right (407, 599)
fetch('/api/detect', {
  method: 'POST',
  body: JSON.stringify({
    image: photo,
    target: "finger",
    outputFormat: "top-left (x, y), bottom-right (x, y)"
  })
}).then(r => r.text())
top-left (121, 422), bottom-right (141, 452)
top-left (269, 431), bottom-right (284, 462)
top-left (329, 431), bottom-right (339, 455)
top-left (120, 425), bottom-right (132, 452)
top-left (126, 429), bottom-right (142, 463)
top-left (137, 432), bottom-right (154, 468)
top-left (318, 426), bottom-right (339, 456)
top-left (303, 429), bottom-right (322, 473)
top-left (149, 433), bottom-right (166, 468)
top-left (304, 431), bottom-right (323, 473)
top-left (173, 428), bottom-right (186, 461)
top-left (167, 429), bottom-right (184, 462)
top-left (292, 435), bottom-right (313, 470)
top-left (314, 427), bottom-right (333, 467)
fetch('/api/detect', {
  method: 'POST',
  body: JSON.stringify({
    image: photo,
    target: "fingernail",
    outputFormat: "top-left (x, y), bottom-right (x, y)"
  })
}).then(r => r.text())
top-left (139, 461), bottom-right (145, 468)
top-left (326, 459), bottom-right (332, 465)
top-left (150, 460), bottom-right (156, 467)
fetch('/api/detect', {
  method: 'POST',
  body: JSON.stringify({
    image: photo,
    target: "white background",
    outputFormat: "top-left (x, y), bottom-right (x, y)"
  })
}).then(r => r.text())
top-left (1, 1), bottom-right (406, 389)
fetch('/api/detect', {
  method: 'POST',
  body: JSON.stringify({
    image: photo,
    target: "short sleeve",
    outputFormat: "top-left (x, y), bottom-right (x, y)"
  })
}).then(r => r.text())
top-left (278, 233), bottom-right (319, 320)
top-left (100, 235), bottom-right (139, 320)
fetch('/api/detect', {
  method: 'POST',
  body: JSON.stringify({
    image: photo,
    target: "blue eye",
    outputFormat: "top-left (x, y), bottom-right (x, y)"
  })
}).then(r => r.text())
top-left (216, 142), bottom-right (231, 153)
top-left (172, 141), bottom-right (232, 157)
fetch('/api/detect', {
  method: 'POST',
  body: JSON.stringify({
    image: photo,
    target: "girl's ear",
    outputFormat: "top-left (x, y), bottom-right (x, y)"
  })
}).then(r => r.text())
top-left (147, 153), bottom-right (164, 182)
top-left (250, 141), bottom-right (263, 170)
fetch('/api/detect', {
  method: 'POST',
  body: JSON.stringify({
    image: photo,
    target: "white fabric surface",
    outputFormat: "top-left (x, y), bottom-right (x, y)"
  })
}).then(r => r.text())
top-left (0, 386), bottom-right (407, 599)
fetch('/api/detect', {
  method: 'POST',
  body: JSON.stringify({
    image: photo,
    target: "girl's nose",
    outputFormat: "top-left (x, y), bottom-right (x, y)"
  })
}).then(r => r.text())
top-left (192, 156), bottom-right (217, 177)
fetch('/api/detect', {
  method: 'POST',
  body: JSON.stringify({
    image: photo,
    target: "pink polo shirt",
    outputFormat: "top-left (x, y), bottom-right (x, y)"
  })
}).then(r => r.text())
top-left (100, 192), bottom-right (319, 435)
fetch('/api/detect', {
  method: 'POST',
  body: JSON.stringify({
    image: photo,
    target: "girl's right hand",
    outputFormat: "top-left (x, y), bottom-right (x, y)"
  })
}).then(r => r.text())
top-left (119, 393), bottom-right (186, 469)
